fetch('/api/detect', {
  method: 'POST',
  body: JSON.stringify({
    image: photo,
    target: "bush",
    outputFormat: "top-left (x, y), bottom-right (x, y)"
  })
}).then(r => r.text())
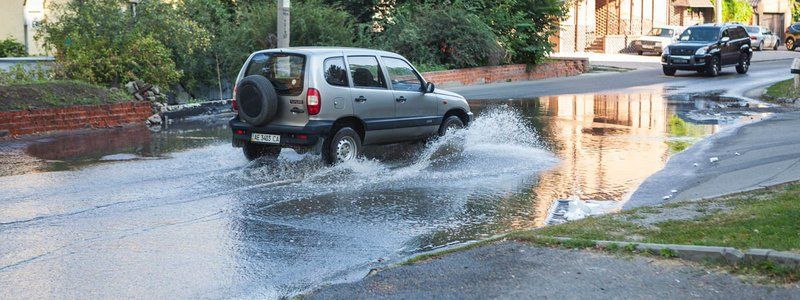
top-left (0, 38), bottom-right (26, 58)
top-left (0, 64), bottom-right (55, 85)
top-left (371, 4), bottom-right (504, 69)
top-left (39, 0), bottom-right (198, 88)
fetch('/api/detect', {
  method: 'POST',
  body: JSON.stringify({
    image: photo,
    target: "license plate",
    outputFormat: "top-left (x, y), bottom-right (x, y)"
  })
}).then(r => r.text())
top-left (251, 133), bottom-right (280, 144)
top-left (673, 59), bottom-right (688, 64)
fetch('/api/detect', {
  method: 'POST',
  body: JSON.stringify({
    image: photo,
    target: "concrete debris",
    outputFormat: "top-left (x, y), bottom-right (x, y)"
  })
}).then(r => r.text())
top-left (693, 163), bottom-right (699, 167)
top-left (125, 80), bottom-right (167, 104)
top-left (146, 114), bottom-right (162, 126)
top-left (709, 157), bottom-right (719, 163)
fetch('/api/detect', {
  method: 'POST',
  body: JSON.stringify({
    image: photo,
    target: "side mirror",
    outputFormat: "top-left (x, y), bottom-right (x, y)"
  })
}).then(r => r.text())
top-left (425, 82), bottom-right (435, 93)
top-left (720, 36), bottom-right (730, 44)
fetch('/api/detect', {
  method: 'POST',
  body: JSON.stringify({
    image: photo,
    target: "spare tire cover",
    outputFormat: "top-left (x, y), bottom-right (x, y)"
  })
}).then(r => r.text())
top-left (236, 75), bottom-right (278, 126)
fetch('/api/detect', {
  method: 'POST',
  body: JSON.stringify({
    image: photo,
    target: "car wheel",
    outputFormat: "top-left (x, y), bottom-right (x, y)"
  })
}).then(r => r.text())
top-left (774, 41), bottom-right (779, 50)
top-left (735, 54), bottom-right (750, 74)
top-left (243, 142), bottom-right (281, 161)
top-left (662, 66), bottom-right (676, 76)
top-left (705, 55), bottom-right (721, 77)
top-left (438, 115), bottom-right (465, 136)
top-left (321, 127), bottom-right (362, 165)
top-left (757, 41), bottom-right (763, 51)
top-left (787, 38), bottom-right (796, 51)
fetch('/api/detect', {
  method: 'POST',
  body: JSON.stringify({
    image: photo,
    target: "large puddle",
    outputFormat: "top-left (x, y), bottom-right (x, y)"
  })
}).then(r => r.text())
top-left (0, 91), bottom-right (765, 298)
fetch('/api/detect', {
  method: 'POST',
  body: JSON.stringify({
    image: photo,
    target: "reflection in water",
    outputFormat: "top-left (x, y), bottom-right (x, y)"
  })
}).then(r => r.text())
top-left (470, 92), bottom-right (726, 227)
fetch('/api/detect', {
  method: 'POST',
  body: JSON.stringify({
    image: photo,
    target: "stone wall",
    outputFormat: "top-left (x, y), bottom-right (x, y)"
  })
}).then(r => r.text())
top-left (0, 101), bottom-right (151, 137)
top-left (420, 58), bottom-right (590, 88)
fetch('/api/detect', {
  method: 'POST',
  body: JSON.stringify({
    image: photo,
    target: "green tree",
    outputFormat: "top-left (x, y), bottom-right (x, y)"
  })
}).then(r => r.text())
top-left (722, 0), bottom-right (754, 23)
top-left (372, 3), bottom-right (504, 68)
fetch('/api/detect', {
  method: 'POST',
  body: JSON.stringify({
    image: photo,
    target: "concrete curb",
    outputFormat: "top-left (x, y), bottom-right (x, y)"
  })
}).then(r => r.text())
top-left (542, 236), bottom-right (800, 268)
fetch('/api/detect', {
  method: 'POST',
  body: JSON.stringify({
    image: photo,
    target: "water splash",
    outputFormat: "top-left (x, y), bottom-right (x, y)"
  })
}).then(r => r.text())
top-left (230, 105), bottom-right (558, 198)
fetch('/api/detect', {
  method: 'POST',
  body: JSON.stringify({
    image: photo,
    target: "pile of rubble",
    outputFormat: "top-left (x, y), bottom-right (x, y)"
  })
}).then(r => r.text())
top-left (124, 81), bottom-right (167, 102)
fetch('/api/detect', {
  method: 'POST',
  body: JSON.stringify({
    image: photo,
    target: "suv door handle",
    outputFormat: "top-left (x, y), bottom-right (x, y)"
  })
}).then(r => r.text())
top-left (395, 96), bottom-right (407, 103)
top-left (355, 96), bottom-right (367, 103)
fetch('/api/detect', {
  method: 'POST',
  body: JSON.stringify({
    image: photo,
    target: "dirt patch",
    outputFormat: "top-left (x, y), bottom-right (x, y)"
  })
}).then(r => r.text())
top-left (0, 81), bottom-right (131, 111)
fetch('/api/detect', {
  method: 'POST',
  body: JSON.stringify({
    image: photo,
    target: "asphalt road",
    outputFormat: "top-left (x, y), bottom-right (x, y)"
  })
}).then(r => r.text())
top-left (450, 52), bottom-right (797, 100)
top-left (2, 51), bottom-right (799, 299)
top-left (308, 241), bottom-right (800, 299)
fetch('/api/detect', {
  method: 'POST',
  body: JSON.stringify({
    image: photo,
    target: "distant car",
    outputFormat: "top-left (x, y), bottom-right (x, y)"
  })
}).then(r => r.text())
top-left (632, 26), bottom-right (683, 55)
top-left (229, 47), bottom-right (473, 164)
top-left (661, 23), bottom-right (752, 76)
top-left (785, 22), bottom-right (800, 50)
top-left (746, 25), bottom-right (779, 51)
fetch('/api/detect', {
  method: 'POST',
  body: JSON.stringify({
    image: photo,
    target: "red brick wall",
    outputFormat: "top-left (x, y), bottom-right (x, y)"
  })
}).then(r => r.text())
top-left (0, 101), bottom-right (152, 136)
top-left (421, 58), bottom-right (590, 87)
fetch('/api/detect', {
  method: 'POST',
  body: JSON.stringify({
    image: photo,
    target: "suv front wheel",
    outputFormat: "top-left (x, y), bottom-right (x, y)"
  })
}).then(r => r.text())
top-left (322, 127), bottom-right (362, 165)
top-left (705, 55), bottom-right (721, 77)
top-left (438, 116), bottom-right (465, 136)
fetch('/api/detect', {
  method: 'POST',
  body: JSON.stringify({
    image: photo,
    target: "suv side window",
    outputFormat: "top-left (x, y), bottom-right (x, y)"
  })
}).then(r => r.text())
top-left (323, 57), bottom-right (348, 87)
top-left (347, 56), bottom-right (386, 89)
top-left (382, 57), bottom-right (423, 92)
top-left (721, 29), bottom-right (729, 40)
top-left (736, 27), bottom-right (748, 39)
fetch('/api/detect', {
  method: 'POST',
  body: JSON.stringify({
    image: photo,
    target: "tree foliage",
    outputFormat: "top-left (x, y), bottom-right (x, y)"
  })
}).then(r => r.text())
top-left (722, 0), bottom-right (754, 23)
top-left (371, 4), bottom-right (504, 68)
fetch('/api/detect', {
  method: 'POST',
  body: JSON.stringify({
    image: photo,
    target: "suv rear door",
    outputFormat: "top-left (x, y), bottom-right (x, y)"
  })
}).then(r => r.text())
top-left (346, 55), bottom-right (395, 133)
top-left (381, 56), bottom-right (439, 136)
top-left (242, 52), bottom-right (308, 127)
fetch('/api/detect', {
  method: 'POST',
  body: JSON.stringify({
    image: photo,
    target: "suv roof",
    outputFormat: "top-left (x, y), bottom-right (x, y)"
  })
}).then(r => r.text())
top-left (253, 46), bottom-right (401, 57)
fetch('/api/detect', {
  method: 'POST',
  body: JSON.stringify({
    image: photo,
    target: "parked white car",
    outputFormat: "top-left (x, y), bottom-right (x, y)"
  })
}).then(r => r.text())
top-left (632, 26), bottom-right (684, 55)
top-left (745, 25), bottom-right (780, 51)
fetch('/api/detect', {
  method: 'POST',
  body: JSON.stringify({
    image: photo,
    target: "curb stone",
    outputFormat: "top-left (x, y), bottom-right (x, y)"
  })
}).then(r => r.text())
top-left (541, 236), bottom-right (800, 268)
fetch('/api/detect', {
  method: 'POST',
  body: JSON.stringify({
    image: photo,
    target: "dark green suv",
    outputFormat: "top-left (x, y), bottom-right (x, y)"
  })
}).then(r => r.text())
top-left (661, 24), bottom-right (752, 76)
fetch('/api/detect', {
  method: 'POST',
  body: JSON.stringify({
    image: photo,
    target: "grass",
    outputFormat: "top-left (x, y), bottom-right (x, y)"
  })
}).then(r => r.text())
top-left (0, 80), bottom-right (132, 111)
top-left (536, 185), bottom-right (800, 252)
top-left (763, 79), bottom-right (798, 102)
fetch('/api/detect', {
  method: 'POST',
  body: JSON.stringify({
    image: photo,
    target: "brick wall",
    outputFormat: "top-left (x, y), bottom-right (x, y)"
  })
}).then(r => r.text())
top-left (0, 101), bottom-right (152, 136)
top-left (421, 58), bottom-right (590, 87)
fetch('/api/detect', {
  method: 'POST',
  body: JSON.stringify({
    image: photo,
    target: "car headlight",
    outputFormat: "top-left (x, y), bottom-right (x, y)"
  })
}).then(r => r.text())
top-left (695, 47), bottom-right (708, 55)
top-left (663, 46), bottom-right (670, 55)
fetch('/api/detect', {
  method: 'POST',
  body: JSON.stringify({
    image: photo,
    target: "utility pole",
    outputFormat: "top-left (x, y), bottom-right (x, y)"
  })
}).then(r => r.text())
top-left (277, 0), bottom-right (290, 48)
top-left (715, 0), bottom-right (723, 23)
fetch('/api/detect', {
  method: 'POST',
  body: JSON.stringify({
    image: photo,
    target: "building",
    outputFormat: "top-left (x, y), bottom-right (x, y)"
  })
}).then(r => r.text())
top-left (555, 0), bottom-right (792, 53)
top-left (0, 0), bottom-right (70, 56)
top-left (751, 0), bottom-right (792, 40)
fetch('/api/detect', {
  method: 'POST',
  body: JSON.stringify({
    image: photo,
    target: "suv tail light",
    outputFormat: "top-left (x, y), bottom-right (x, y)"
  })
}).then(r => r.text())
top-left (750, 36), bottom-right (756, 40)
top-left (232, 85), bottom-right (239, 111)
top-left (307, 88), bottom-right (321, 115)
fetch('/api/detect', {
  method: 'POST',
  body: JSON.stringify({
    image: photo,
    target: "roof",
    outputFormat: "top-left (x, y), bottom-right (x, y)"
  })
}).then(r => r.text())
top-left (672, 0), bottom-right (714, 8)
top-left (254, 46), bottom-right (400, 57)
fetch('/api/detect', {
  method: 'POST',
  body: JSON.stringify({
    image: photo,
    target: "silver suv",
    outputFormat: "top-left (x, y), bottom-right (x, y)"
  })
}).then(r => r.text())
top-left (229, 47), bottom-right (473, 164)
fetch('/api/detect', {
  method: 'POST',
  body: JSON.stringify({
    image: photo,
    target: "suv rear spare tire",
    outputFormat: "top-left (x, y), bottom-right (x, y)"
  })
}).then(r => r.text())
top-left (237, 75), bottom-right (279, 126)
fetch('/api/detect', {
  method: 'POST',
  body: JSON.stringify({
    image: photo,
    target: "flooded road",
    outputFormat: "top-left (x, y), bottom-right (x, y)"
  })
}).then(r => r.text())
top-left (0, 90), bottom-right (763, 298)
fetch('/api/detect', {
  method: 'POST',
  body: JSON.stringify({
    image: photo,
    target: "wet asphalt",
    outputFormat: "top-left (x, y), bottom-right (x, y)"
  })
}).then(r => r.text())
top-left (1, 52), bottom-right (798, 298)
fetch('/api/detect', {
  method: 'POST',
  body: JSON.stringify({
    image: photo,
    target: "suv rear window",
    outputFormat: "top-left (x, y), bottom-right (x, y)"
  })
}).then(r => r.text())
top-left (745, 26), bottom-right (759, 34)
top-left (245, 52), bottom-right (306, 96)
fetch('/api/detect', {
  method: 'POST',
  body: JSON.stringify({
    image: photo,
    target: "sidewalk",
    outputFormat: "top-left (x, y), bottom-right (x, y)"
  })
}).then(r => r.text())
top-left (308, 241), bottom-right (800, 299)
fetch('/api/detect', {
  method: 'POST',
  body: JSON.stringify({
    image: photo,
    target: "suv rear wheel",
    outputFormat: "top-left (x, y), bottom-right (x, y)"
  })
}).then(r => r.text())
top-left (735, 54), bottom-right (750, 74)
top-left (705, 55), bottom-right (721, 77)
top-left (243, 142), bottom-right (281, 161)
top-left (322, 127), bottom-right (362, 165)
top-left (787, 38), bottom-right (796, 51)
